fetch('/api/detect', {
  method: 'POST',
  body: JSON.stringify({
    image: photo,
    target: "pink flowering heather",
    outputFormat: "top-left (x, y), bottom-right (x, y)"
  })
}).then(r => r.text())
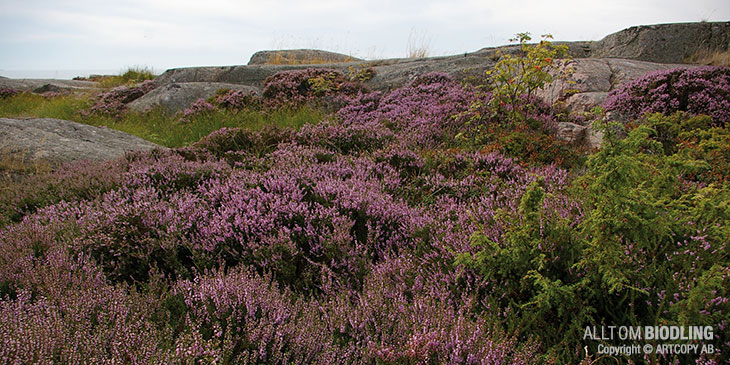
top-left (0, 88), bottom-right (20, 98)
top-left (179, 89), bottom-right (259, 121)
top-left (0, 158), bottom-right (130, 226)
top-left (0, 229), bottom-right (168, 363)
top-left (0, 147), bottom-right (561, 363)
top-left (211, 88), bottom-right (258, 110)
top-left (179, 98), bottom-right (216, 121)
top-left (0, 67), bottom-right (580, 365)
top-left (83, 80), bottom-right (156, 117)
top-left (336, 72), bottom-right (482, 148)
top-left (262, 68), bottom-right (367, 109)
top-left (603, 66), bottom-right (730, 124)
top-left (1, 61), bottom-right (728, 363)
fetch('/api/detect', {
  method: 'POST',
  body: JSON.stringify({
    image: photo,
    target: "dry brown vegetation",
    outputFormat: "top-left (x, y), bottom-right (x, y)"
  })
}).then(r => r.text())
top-left (687, 46), bottom-right (730, 67)
top-left (0, 143), bottom-right (52, 192)
top-left (406, 30), bottom-right (431, 59)
top-left (265, 51), bottom-right (356, 65)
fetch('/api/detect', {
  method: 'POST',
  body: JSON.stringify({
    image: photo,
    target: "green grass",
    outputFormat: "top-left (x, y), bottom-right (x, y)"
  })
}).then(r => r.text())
top-left (0, 93), bottom-right (93, 120)
top-left (0, 64), bottom-right (324, 149)
top-left (97, 66), bottom-right (157, 88)
top-left (80, 107), bottom-right (325, 148)
top-left (0, 93), bottom-right (325, 148)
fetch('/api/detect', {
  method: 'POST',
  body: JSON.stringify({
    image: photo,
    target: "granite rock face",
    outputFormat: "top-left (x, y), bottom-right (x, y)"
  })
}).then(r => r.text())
top-left (248, 49), bottom-right (362, 65)
top-left (154, 64), bottom-right (294, 90)
top-left (128, 82), bottom-right (259, 113)
top-left (592, 22), bottom-right (730, 64)
top-left (0, 118), bottom-right (163, 164)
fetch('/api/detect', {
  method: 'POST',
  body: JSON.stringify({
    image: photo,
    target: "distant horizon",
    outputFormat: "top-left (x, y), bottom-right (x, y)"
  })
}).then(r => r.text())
top-left (0, 68), bottom-right (120, 80)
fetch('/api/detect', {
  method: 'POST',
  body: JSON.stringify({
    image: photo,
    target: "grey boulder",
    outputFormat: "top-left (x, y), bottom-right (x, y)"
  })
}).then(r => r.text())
top-left (0, 118), bottom-right (163, 164)
top-left (154, 65), bottom-right (297, 89)
top-left (361, 54), bottom-right (494, 91)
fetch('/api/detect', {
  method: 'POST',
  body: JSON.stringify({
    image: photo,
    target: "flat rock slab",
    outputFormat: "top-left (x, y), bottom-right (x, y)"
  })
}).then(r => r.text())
top-left (155, 52), bottom-right (497, 93)
top-left (248, 49), bottom-right (362, 65)
top-left (128, 82), bottom-right (259, 113)
top-left (0, 78), bottom-right (98, 92)
top-left (0, 118), bottom-right (163, 164)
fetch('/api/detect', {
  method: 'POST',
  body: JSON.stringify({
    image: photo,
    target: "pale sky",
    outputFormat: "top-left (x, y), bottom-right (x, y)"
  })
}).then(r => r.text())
top-left (1, 0), bottom-right (728, 79)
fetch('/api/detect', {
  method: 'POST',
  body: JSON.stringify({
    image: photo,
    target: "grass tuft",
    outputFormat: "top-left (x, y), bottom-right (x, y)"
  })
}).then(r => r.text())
top-left (0, 143), bottom-right (52, 177)
top-left (406, 29), bottom-right (431, 58)
top-left (264, 51), bottom-right (356, 65)
top-left (97, 66), bottom-right (157, 89)
top-left (0, 92), bottom-right (92, 120)
top-left (686, 46), bottom-right (730, 67)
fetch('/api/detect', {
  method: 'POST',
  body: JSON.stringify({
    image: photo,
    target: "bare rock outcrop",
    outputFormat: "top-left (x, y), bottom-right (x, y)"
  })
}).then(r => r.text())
top-left (146, 21), bottom-right (729, 149)
top-left (128, 82), bottom-right (259, 113)
top-left (555, 122), bottom-right (587, 143)
top-left (154, 64), bottom-right (295, 90)
top-left (151, 22), bottom-right (729, 113)
top-left (248, 49), bottom-right (362, 65)
top-left (0, 118), bottom-right (163, 164)
top-left (592, 22), bottom-right (730, 64)
top-left (0, 78), bottom-right (98, 92)
top-left (155, 52), bottom-right (496, 93)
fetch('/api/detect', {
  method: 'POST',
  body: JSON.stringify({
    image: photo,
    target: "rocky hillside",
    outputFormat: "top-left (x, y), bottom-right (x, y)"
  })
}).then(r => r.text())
top-left (139, 22), bottom-right (728, 113)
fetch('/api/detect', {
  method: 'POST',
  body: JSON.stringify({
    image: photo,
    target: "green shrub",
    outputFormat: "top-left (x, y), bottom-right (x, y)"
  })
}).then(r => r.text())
top-left (456, 113), bottom-right (730, 363)
top-left (455, 32), bottom-right (585, 169)
top-left (576, 117), bottom-right (729, 363)
top-left (486, 32), bottom-right (569, 124)
top-left (640, 112), bottom-right (730, 184)
top-left (455, 179), bottom-right (589, 362)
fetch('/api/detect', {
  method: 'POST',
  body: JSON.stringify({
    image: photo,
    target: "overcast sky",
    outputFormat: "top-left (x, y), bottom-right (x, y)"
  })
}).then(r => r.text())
top-left (1, 0), bottom-right (728, 78)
